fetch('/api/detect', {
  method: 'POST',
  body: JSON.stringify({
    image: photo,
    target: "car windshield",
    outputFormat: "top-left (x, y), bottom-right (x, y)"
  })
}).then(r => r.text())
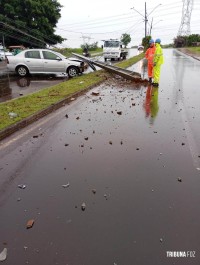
top-left (52, 51), bottom-right (66, 59)
top-left (104, 41), bottom-right (120, 48)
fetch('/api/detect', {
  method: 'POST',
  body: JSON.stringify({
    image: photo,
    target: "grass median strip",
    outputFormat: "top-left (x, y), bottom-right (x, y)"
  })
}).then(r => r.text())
top-left (0, 53), bottom-right (144, 132)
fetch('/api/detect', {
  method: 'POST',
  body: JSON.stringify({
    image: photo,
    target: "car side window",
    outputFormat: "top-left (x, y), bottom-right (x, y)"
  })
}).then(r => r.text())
top-left (25, 51), bottom-right (41, 59)
top-left (42, 51), bottom-right (60, 60)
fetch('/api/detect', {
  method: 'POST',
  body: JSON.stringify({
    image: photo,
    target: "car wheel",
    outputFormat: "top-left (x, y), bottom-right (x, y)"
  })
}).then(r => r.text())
top-left (67, 66), bottom-right (79, 77)
top-left (16, 66), bottom-right (29, 77)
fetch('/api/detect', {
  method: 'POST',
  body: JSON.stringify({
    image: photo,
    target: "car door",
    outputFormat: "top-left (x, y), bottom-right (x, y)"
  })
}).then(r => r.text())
top-left (42, 50), bottom-right (65, 73)
top-left (24, 50), bottom-right (43, 72)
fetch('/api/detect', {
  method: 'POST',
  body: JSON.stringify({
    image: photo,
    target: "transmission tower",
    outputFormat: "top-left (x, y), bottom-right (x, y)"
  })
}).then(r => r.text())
top-left (178, 0), bottom-right (194, 36)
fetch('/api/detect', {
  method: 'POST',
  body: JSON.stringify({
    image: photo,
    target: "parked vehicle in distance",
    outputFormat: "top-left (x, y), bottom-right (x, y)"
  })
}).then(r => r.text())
top-left (6, 49), bottom-right (85, 77)
top-left (102, 39), bottom-right (128, 61)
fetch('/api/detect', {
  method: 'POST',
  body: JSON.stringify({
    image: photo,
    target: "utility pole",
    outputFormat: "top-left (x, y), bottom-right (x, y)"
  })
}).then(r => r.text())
top-left (131, 3), bottom-right (161, 38)
top-left (149, 18), bottom-right (153, 36)
top-left (145, 2), bottom-right (147, 37)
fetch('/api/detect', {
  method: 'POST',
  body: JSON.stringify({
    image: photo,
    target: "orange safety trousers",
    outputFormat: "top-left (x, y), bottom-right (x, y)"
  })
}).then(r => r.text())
top-left (145, 46), bottom-right (156, 78)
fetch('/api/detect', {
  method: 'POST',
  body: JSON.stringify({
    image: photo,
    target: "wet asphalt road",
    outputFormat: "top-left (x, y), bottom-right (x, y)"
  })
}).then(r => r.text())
top-left (0, 49), bottom-right (200, 264)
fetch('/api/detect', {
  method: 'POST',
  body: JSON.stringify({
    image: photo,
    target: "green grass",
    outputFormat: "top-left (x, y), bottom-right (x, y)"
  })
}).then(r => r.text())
top-left (187, 47), bottom-right (200, 54)
top-left (116, 52), bottom-right (144, 68)
top-left (0, 53), bottom-right (144, 132)
top-left (54, 47), bottom-right (103, 57)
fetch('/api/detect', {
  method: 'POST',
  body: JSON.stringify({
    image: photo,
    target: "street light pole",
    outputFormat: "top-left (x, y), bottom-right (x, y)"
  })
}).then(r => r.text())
top-left (150, 18), bottom-right (153, 36)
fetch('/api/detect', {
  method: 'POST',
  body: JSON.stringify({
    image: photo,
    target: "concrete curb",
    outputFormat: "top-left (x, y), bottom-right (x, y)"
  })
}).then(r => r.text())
top-left (0, 80), bottom-right (104, 141)
top-left (177, 48), bottom-right (200, 61)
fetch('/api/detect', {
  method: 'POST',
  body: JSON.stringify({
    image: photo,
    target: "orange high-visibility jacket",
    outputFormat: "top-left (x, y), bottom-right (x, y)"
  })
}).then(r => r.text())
top-left (145, 45), bottom-right (156, 65)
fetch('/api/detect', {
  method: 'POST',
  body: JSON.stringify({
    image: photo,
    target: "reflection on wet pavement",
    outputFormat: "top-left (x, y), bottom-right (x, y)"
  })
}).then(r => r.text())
top-left (0, 75), bottom-right (68, 103)
top-left (143, 85), bottom-right (159, 124)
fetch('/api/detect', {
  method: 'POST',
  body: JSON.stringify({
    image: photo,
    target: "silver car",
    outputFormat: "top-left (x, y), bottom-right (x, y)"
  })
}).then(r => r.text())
top-left (6, 49), bottom-right (85, 77)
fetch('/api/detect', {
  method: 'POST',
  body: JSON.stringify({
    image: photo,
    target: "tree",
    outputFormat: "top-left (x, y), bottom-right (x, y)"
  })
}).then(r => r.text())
top-left (81, 42), bottom-right (99, 51)
top-left (142, 36), bottom-right (151, 51)
top-left (120, 33), bottom-right (131, 48)
top-left (174, 34), bottom-right (200, 47)
top-left (0, 0), bottom-right (64, 47)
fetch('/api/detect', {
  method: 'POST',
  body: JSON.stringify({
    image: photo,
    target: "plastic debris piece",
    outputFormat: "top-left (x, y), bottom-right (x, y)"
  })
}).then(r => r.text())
top-left (160, 238), bottom-right (163, 243)
top-left (18, 184), bottom-right (26, 189)
top-left (8, 112), bottom-right (18, 118)
top-left (81, 202), bottom-right (86, 211)
top-left (84, 137), bottom-right (89, 141)
top-left (26, 219), bottom-right (35, 229)
top-left (0, 248), bottom-right (7, 261)
top-left (178, 178), bottom-right (182, 182)
top-left (117, 111), bottom-right (122, 115)
top-left (65, 114), bottom-right (69, 118)
top-left (62, 183), bottom-right (70, 188)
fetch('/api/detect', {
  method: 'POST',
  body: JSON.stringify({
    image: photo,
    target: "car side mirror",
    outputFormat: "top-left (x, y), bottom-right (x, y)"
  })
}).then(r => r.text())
top-left (56, 57), bottom-right (62, 61)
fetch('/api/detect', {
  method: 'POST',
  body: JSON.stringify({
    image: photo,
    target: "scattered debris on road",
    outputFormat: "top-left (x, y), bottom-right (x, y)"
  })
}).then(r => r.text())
top-left (62, 183), bottom-right (70, 188)
top-left (92, 189), bottom-right (96, 194)
top-left (91, 91), bottom-right (100, 96)
top-left (26, 219), bottom-right (35, 229)
top-left (81, 202), bottom-right (86, 211)
top-left (0, 248), bottom-right (7, 262)
top-left (18, 184), bottom-right (26, 189)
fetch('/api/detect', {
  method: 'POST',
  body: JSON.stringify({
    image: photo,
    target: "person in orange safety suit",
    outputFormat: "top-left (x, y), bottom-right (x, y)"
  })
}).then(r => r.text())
top-left (145, 39), bottom-right (156, 83)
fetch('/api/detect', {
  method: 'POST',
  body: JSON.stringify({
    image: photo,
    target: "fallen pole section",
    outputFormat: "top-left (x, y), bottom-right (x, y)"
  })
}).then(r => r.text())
top-left (72, 53), bottom-right (148, 83)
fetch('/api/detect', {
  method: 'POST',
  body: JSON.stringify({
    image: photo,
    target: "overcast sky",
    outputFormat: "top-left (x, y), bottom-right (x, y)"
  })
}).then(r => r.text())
top-left (56, 0), bottom-right (200, 48)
